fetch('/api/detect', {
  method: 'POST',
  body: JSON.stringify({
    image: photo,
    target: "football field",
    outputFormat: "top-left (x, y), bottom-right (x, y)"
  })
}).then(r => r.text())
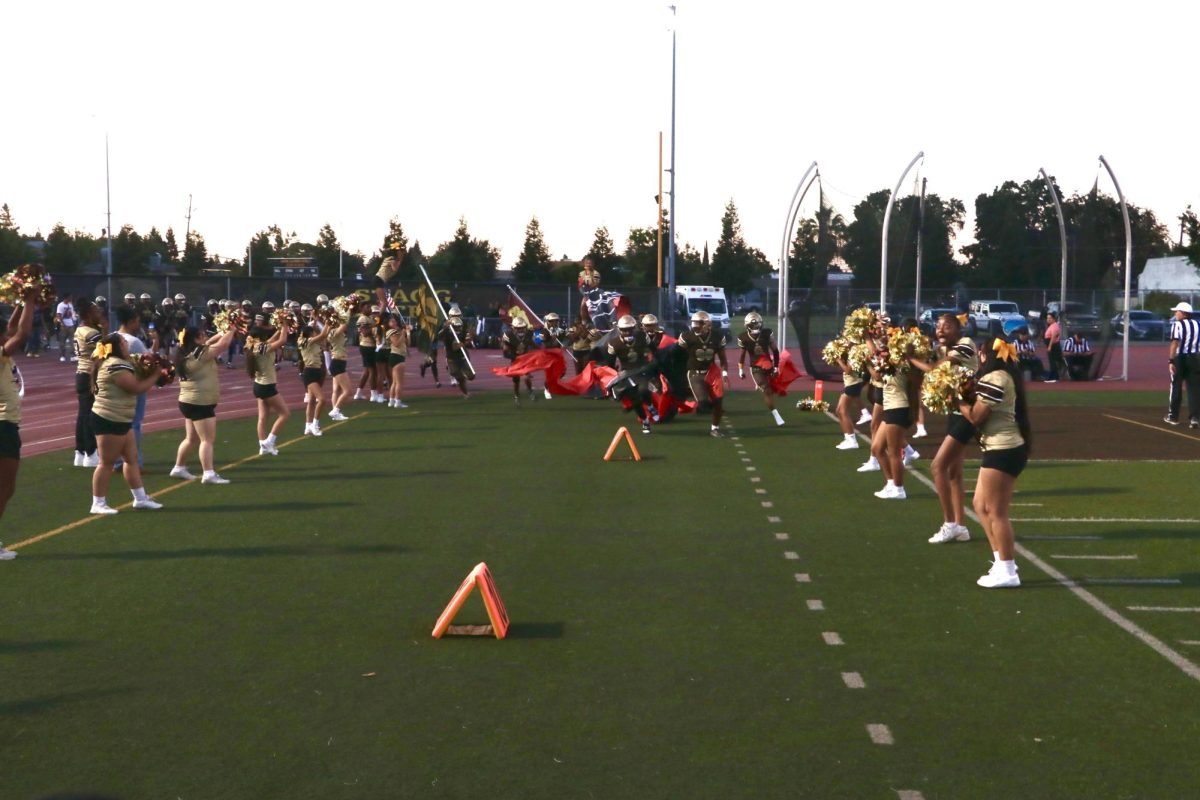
top-left (1, 390), bottom-right (1198, 799)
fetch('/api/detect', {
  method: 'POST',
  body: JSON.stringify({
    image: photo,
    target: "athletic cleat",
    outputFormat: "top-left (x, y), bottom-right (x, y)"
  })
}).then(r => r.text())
top-left (856, 409), bottom-right (872, 426)
top-left (0, 545), bottom-right (16, 560)
top-left (1163, 416), bottom-right (1179, 426)
top-left (169, 466), bottom-right (196, 480)
top-left (201, 473), bottom-right (230, 485)
top-left (309, 424), bottom-right (323, 437)
top-left (132, 498), bottom-right (164, 510)
top-left (329, 409), bottom-right (348, 421)
top-left (89, 503), bottom-right (118, 515)
top-left (835, 437), bottom-right (859, 450)
top-left (856, 457), bottom-right (881, 472)
top-left (929, 522), bottom-right (970, 543)
top-left (544, 388), bottom-right (553, 400)
top-left (772, 409), bottom-right (785, 426)
top-left (710, 426), bottom-right (723, 438)
top-left (259, 442), bottom-right (279, 456)
top-left (513, 396), bottom-right (521, 406)
top-left (396, 401), bottom-right (408, 409)
top-left (642, 420), bottom-right (651, 434)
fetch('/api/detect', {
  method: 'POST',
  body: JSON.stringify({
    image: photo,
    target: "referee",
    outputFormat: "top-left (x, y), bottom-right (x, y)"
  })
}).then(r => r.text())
top-left (1165, 301), bottom-right (1200, 428)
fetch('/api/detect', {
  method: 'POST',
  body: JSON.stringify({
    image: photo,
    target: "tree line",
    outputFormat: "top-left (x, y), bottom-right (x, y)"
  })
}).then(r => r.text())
top-left (1, 174), bottom-right (1193, 292)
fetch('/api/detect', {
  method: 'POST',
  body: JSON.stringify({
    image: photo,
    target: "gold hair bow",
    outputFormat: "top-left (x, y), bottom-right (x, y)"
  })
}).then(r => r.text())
top-left (92, 342), bottom-right (113, 360)
top-left (956, 313), bottom-right (969, 325)
top-left (177, 330), bottom-right (187, 346)
top-left (992, 337), bottom-right (1017, 363)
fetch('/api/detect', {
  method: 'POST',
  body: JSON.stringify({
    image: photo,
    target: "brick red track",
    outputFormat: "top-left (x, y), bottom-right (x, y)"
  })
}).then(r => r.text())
top-left (11, 341), bottom-right (1173, 459)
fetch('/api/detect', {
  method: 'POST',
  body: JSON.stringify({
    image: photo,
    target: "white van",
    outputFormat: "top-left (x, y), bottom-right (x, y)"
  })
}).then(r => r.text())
top-left (675, 285), bottom-right (731, 335)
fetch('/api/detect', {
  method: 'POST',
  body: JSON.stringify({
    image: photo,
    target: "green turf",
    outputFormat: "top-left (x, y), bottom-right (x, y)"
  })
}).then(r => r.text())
top-left (1, 396), bottom-right (1198, 799)
top-left (1024, 389), bottom-right (1164, 407)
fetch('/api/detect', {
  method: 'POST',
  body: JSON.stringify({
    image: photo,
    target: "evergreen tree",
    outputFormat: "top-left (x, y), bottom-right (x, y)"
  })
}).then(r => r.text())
top-left (588, 226), bottom-right (623, 274)
top-left (512, 216), bottom-right (553, 283)
top-left (164, 227), bottom-right (179, 262)
top-left (709, 199), bottom-right (771, 294)
top-left (180, 232), bottom-right (208, 276)
top-left (0, 203), bottom-right (32, 269)
top-left (428, 217), bottom-right (499, 282)
top-left (367, 218), bottom-right (410, 276)
top-left (314, 223), bottom-right (341, 278)
top-left (43, 224), bottom-right (97, 274)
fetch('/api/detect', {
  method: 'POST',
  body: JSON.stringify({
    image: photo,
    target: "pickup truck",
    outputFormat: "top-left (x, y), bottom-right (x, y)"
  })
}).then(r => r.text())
top-left (1026, 301), bottom-right (1103, 339)
top-left (968, 300), bottom-right (1026, 338)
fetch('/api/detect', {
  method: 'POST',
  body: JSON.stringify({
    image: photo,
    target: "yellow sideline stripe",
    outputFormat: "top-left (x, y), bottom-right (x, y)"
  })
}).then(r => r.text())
top-left (8, 412), bottom-right (370, 552)
top-left (1104, 413), bottom-right (1200, 444)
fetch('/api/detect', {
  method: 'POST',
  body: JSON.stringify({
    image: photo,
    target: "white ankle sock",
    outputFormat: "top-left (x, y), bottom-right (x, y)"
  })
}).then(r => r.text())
top-left (92, 496), bottom-right (106, 507)
top-left (993, 550), bottom-right (1001, 563)
top-left (1000, 559), bottom-right (1016, 575)
top-left (132, 487), bottom-right (149, 502)
top-left (885, 480), bottom-right (896, 488)
top-left (203, 470), bottom-right (217, 480)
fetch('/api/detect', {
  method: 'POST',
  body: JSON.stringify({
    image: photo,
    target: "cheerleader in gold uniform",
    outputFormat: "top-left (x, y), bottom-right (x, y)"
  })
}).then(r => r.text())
top-left (298, 321), bottom-right (332, 435)
top-left (908, 314), bottom-right (979, 543)
top-left (170, 324), bottom-right (238, 484)
top-left (88, 334), bottom-right (170, 514)
top-left (384, 315), bottom-right (410, 408)
top-left (353, 304), bottom-right (381, 403)
top-left (326, 318), bottom-right (351, 421)
top-left (373, 309), bottom-right (390, 403)
top-left (374, 245), bottom-right (403, 310)
top-left (0, 291), bottom-right (36, 559)
top-left (246, 320), bottom-right (291, 455)
top-left (72, 299), bottom-right (106, 467)
top-left (958, 340), bottom-right (1031, 588)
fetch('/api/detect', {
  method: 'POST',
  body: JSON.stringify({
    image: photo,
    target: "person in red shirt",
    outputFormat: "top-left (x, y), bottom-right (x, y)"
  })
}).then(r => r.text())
top-left (1042, 311), bottom-right (1062, 383)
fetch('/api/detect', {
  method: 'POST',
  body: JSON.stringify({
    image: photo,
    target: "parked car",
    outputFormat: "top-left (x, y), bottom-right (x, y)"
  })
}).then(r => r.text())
top-left (917, 307), bottom-right (962, 336)
top-left (1110, 309), bottom-right (1167, 340)
top-left (1027, 301), bottom-right (1098, 338)
top-left (968, 300), bottom-right (1026, 338)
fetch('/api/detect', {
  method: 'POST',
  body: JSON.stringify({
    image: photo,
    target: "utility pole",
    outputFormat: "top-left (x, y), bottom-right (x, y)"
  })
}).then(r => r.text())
top-left (184, 194), bottom-right (194, 258)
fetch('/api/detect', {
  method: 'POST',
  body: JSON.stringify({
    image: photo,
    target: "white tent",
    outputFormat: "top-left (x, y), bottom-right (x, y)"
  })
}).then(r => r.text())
top-left (1140, 256), bottom-right (1200, 295)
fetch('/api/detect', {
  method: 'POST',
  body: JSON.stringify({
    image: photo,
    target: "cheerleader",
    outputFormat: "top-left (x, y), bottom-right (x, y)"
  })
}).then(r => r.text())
top-left (72, 298), bottom-right (106, 468)
top-left (88, 334), bottom-right (170, 514)
top-left (246, 320), bottom-right (291, 455)
top-left (867, 320), bottom-right (923, 499)
top-left (833, 355), bottom-right (866, 450)
top-left (958, 339), bottom-right (1031, 588)
top-left (384, 315), bottom-right (410, 408)
top-left (353, 302), bottom-right (381, 403)
top-left (326, 316), bottom-right (351, 421)
top-left (372, 309), bottom-right (390, 402)
top-left (0, 291), bottom-right (37, 559)
top-left (170, 324), bottom-right (238, 484)
top-left (374, 244), bottom-right (403, 310)
top-left (908, 314), bottom-right (978, 543)
top-left (297, 320), bottom-right (332, 435)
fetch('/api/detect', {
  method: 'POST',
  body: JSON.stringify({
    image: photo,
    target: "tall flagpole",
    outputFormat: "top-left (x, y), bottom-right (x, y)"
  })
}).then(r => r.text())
top-left (419, 264), bottom-right (474, 378)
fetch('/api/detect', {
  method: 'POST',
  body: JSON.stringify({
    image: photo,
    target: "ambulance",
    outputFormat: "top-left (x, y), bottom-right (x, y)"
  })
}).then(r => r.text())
top-left (674, 285), bottom-right (731, 336)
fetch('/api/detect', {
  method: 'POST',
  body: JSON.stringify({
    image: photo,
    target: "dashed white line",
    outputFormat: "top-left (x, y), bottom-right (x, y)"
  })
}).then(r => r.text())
top-left (794, 573), bottom-right (810, 583)
top-left (896, 791), bottom-right (926, 800)
top-left (807, 599), bottom-right (824, 611)
top-left (1180, 641), bottom-right (1200, 646)
top-left (774, 533), bottom-right (789, 541)
top-left (784, 551), bottom-right (799, 560)
top-left (741, 458), bottom-right (752, 463)
top-left (1012, 502), bottom-right (1044, 507)
top-left (866, 724), bottom-right (894, 745)
top-left (822, 631), bottom-right (843, 646)
top-left (767, 516), bottom-right (781, 523)
top-left (746, 467), bottom-right (757, 472)
top-left (841, 672), bottom-right (864, 689)
top-left (761, 501), bottom-right (774, 508)
top-left (755, 489), bottom-right (768, 494)
top-left (750, 477), bottom-right (761, 483)
top-left (1051, 555), bottom-right (1138, 561)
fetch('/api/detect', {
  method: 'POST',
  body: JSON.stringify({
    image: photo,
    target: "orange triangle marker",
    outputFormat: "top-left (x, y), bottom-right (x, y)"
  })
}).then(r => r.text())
top-left (432, 562), bottom-right (511, 639)
top-left (602, 426), bottom-right (642, 462)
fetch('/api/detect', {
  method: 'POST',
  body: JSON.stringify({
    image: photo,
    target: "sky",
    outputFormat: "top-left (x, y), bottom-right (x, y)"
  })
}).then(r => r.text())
top-left (3, 0), bottom-right (1198, 272)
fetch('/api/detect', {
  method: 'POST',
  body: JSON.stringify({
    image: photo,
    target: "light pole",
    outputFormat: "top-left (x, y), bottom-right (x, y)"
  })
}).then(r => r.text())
top-left (1098, 155), bottom-right (1132, 381)
top-left (1038, 168), bottom-right (1068, 317)
top-left (667, 4), bottom-right (677, 307)
top-left (880, 151), bottom-right (923, 315)
top-left (777, 161), bottom-right (819, 350)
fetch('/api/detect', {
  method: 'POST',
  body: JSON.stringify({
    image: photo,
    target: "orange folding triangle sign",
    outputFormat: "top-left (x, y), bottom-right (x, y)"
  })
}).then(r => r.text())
top-left (432, 562), bottom-right (511, 639)
top-left (602, 426), bottom-right (641, 462)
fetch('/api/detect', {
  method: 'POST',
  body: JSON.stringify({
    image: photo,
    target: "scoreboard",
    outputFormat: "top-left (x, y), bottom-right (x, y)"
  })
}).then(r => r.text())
top-left (269, 257), bottom-right (318, 278)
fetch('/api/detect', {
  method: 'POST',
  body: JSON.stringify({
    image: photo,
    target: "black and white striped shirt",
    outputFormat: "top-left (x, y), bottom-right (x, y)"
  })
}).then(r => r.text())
top-left (1012, 338), bottom-right (1038, 359)
top-left (1171, 317), bottom-right (1200, 355)
top-left (1062, 337), bottom-right (1091, 355)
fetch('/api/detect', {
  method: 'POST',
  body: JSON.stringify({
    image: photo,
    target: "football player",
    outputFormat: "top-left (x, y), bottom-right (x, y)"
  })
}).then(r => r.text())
top-left (677, 310), bottom-right (729, 436)
top-left (607, 315), bottom-right (657, 434)
top-left (501, 316), bottom-right (538, 403)
top-left (737, 311), bottom-right (785, 426)
top-left (440, 313), bottom-right (474, 397)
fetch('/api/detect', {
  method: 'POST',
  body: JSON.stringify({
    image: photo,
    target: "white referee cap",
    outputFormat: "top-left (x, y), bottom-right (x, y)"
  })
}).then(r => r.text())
top-left (1171, 302), bottom-right (1193, 314)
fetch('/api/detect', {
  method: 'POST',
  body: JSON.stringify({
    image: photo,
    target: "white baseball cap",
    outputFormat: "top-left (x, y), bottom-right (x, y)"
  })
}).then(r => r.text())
top-left (1171, 302), bottom-right (1193, 314)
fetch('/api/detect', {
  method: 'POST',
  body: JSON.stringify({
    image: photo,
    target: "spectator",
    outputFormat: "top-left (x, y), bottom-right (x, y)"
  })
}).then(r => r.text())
top-left (23, 303), bottom-right (45, 357)
top-left (1042, 311), bottom-right (1061, 383)
top-left (1062, 331), bottom-right (1094, 381)
top-left (55, 293), bottom-right (77, 361)
top-left (1011, 328), bottom-right (1043, 381)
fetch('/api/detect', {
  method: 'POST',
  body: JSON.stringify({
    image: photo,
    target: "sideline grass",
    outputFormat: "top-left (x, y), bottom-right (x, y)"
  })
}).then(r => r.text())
top-left (1, 395), bottom-right (1198, 798)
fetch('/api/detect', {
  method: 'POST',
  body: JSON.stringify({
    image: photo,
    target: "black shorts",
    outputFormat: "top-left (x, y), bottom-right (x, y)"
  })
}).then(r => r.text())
top-left (253, 383), bottom-right (279, 400)
top-left (372, 276), bottom-right (387, 289)
top-left (330, 358), bottom-right (347, 376)
top-left (179, 402), bottom-right (217, 421)
top-left (359, 346), bottom-right (376, 367)
top-left (882, 407), bottom-right (912, 428)
top-left (981, 444), bottom-right (1029, 478)
top-left (947, 413), bottom-right (976, 444)
top-left (843, 382), bottom-right (864, 398)
top-left (0, 420), bottom-right (20, 460)
top-left (75, 371), bottom-right (92, 396)
top-left (90, 411), bottom-right (132, 437)
top-left (303, 367), bottom-right (326, 387)
top-left (869, 385), bottom-right (884, 406)
top-left (388, 353), bottom-right (407, 369)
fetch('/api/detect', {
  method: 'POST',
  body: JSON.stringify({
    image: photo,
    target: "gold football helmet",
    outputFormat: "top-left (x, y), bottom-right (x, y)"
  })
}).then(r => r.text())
top-left (745, 311), bottom-right (763, 332)
top-left (640, 314), bottom-right (659, 333)
top-left (511, 316), bottom-right (529, 330)
top-left (690, 310), bottom-right (711, 333)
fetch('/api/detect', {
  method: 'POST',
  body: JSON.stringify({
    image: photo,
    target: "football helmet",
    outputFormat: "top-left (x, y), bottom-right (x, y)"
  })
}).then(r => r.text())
top-left (640, 314), bottom-right (659, 333)
top-left (690, 310), bottom-right (711, 333)
top-left (617, 314), bottom-right (638, 341)
top-left (123, 293), bottom-right (137, 304)
top-left (139, 292), bottom-right (152, 302)
top-left (448, 305), bottom-right (463, 318)
top-left (161, 298), bottom-right (174, 308)
top-left (511, 316), bottom-right (529, 331)
top-left (261, 301), bottom-right (276, 313)
top-left (745, 311), bottom-right (763, 333)
top-left (95, 295), bottom-right (107, 306)
top-left (174, 293), bottom-right (187, 304)
top-left (543, 312), bottom-right (560, 327)
top-left (316, 294), bottom-right (329, 306)
top-left (300, 303), bottom-right (314, 317)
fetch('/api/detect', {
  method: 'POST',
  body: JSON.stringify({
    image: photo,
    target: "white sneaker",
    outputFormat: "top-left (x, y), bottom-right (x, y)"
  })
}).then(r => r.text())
top-left (977, 566), bottom-right (1021, 589)
top-left (89, 502), bottom-right (118, 515)
top-left (836, 437), bottom-right (859, 450)
top-left (82, 452), bottom-right (100, 468)
top-left (857, 457), bottom-right (881, 472)
top-left (329, 409), bottom-right (348, 421)
top-left (169, 466), bottom-right (196, 480)
top-left (60, 356), bottom-right (67, 362)
top-left (259, 442), bottom-right (279, 456)
top-left (856, 409), bottom-right (872, 425)
top-left (201, 473), bottom-right (230, 485)
top-left (132, 498), bottom-right (163, 510)
top-left (929, 522), bottom-right (970, 543)
top-left (874, 485), bottom-right (907, 500)
top-left (544, 388), bottom-right (553, 400)
top-left (73, 451), bottom-right (84, 467)
top-left (0, 545), bottom-right (17, 560)
top-left (309, 424), bottom-right (323, 437)
top-left (772, 409), bottom-right (785, 426)
top-left (913, 425), bottom-right (928, 439)
top-left (450, 378), bottom-right (458, 387)
top-left (903, 446), bottom-right (919, 466)
top-left (374, 395), bottom-right (387, 404)
top-left (353, 390), bottom-right (364, 400)
top-left (396, 401), bottom-right (408, 409)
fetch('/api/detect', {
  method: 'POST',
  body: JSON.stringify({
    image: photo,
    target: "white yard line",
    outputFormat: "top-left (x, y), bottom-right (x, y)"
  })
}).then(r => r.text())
top-left (783, 551), bottom-right (799, 561)
top-left (866, 724), bottom-right (894, 745)
top-left (822, 631), bottom-right (843, 646)
top-left (794, 573), bottom-right (811, 583)
top-left (827, 411), bottom-right (1200, 684)
top-left (807, 599), bottom-right (825, 611)
top-left (1051, 555), bottom-right (1138, 561)
top-left (1128, 607), bottom-right (1200, 613)
top-left (1021, 535), bottom-right (1103, 541)
top-left (774, 533), bottom-right (789, 541)
top-left (1014, 517), bottom-right (1199, 524)
top-left (1086, 579), bottom-right (1181, 586)
top-left (841, 672), bottom-right (865, 689)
